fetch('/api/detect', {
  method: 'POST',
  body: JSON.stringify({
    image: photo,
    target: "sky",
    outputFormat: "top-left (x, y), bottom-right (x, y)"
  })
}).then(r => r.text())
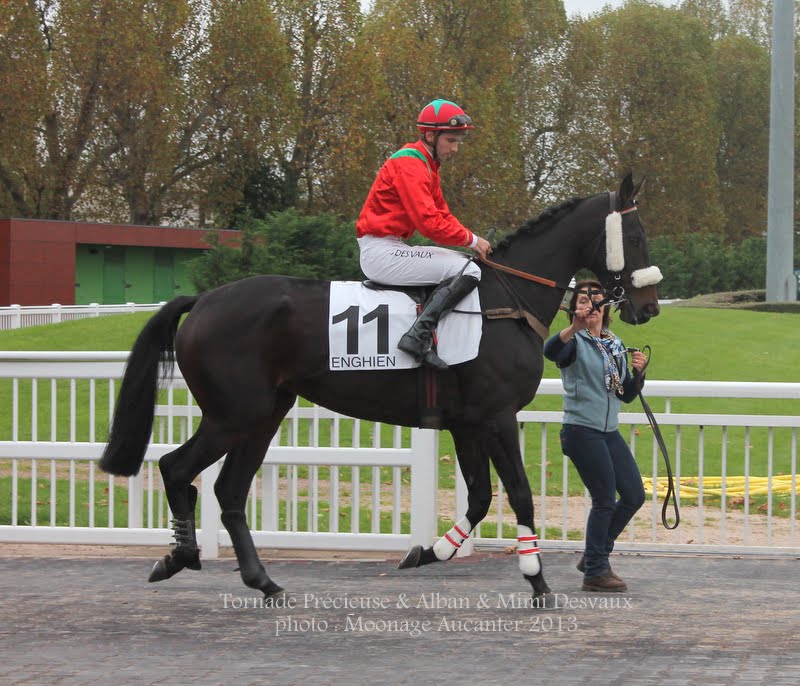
top-left (358, 1), bottom-right (682, 18)
top-left (563, 0), bottom-right (679, 17)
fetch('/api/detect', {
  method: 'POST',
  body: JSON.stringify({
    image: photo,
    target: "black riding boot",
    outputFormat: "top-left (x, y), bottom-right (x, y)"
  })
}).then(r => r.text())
top-left (398, 274), bottom-right (479, 370)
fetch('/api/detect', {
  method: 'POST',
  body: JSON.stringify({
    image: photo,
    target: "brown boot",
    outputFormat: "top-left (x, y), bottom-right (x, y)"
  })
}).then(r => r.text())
top-left (582, 572), bottom-right (628, 593)
top-left (576, 554), bottom-right (623, 582)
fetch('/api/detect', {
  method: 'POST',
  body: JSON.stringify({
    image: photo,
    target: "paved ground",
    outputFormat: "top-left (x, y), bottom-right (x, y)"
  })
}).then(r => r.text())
top-left (0, 547), bottom-right (798, 685)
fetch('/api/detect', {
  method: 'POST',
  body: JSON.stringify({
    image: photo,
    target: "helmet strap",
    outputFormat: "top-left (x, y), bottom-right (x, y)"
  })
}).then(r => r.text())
top-left (422, 131), bottom-right (440, 161)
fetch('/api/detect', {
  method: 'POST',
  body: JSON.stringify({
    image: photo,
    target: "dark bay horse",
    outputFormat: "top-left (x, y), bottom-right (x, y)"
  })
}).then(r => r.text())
top-left (100, 173), bottom-right (660, 602)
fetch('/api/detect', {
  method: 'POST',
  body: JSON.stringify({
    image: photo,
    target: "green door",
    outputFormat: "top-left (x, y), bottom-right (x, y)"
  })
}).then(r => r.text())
top-left (124, 246), bottom-right (154, 303)
top-left (102, 246), bottom-right (126, 303)
top-left (74, 245), bottom-right (104, 305)
top-left (153, 250), bottom-right (175, 302)
top-left (173, 250), bottom-right (198, 296)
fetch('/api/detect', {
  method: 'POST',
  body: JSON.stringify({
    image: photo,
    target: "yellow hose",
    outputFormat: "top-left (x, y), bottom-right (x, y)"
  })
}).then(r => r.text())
top-left (642, 475), bottom-right (797, 498)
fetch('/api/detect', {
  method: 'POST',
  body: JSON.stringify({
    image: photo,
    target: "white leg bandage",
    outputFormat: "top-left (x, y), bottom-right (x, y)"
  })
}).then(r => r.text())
top-left (433, 517), bottom-right (472, 561)
top-left (517, 525), bottom-right (541, 576)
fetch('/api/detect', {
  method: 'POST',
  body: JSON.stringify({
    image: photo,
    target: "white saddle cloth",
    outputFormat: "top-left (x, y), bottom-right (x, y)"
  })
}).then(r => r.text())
top-left (328, 281), bottom-right (482, 371)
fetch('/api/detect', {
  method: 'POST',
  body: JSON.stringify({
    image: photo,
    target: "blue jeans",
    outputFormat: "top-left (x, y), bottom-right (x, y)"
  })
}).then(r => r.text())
top-left (560, 424), bottom-right (646, 578)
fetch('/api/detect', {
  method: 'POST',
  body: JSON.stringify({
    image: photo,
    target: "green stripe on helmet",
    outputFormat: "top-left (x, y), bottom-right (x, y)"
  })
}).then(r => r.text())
top-left (429, 99), bottom-right (459, 115)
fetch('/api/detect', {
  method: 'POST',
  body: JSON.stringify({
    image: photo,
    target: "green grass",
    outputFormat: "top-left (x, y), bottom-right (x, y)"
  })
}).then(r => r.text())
top-left (0, 465), bottom-right (413, 533)
top-left (0, 473), bottom-right (132, 528)
top-left (0, 307), bottom-right (798, 528)
top-left (0, 312), bottom-right (155, 351)
top-left (548, 306), bottom-right (797, 382)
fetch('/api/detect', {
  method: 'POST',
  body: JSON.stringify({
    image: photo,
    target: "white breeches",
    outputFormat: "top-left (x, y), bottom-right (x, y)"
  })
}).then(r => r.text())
top-left (358, 235), bottom-right (481, 286)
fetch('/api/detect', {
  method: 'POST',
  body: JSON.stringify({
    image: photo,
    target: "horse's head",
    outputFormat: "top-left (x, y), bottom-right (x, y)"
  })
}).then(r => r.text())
top-left (591, 173), bottom-right (661, 325)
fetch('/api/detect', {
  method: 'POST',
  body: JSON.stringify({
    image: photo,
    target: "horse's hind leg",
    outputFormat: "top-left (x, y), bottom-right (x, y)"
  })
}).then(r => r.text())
top-left (150, 421), bottom-right (234, 582)
top-left (399, 425), bottom-right (493, 569)
top-left (215, 389), bottom-right (296, 598)
top-left (488, 412), bottom-right (553, 602)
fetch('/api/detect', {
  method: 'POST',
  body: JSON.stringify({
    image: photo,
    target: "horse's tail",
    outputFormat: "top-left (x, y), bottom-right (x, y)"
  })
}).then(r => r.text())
top-left (99, 295), bottom-right (199, 476)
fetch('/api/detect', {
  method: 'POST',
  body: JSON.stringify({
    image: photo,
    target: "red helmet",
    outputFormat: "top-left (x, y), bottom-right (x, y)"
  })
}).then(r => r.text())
top-left (416, 99), bottom-right (474, 133)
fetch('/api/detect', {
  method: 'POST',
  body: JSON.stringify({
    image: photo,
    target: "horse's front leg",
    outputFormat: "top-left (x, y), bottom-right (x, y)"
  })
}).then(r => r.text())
top-left (398, 425), bottom-right (492, 569)
top-left (488, 412), bottom-right (553, 604)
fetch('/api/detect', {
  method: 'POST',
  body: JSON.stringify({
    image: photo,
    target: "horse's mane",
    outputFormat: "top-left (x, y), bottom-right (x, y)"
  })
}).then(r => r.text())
top-left (495, 196), bottom-right (586, 252)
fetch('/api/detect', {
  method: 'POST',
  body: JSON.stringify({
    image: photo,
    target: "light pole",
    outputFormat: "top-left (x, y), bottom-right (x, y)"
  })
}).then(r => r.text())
top-left (766, 0), bottom-right (796, 301)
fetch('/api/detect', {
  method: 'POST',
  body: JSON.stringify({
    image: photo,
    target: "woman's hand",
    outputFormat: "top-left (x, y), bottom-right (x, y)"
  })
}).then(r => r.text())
top-left (569, 302), bottom-right (594, 333)
top-left (630, 350), bottom-right (647, 372)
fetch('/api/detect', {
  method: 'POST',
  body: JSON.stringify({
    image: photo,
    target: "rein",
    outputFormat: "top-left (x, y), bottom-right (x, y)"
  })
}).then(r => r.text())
top-left (477, 255), bottom-right (565, 290)
top-left (633, 346), bottom-right (680, 530)
top-left (476, 192), bottom-right (633, 326)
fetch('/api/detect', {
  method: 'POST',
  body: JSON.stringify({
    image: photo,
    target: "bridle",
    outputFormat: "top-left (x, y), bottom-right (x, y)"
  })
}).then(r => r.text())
top-left (587, 190), bottom-right (640, 312)
top-left (478, 191), bottom-right (643, 318)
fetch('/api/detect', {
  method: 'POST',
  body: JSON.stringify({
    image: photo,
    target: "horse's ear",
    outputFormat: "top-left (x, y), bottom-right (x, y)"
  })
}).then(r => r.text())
top-left (633, 176), bottom-right (646, 199)
top-left (619, 172), bottom-right (634, 205)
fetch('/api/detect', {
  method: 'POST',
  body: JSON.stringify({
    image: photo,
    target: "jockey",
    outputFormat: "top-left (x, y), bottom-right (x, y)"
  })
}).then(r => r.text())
top-left (356, 99), bottom-right (491, 370)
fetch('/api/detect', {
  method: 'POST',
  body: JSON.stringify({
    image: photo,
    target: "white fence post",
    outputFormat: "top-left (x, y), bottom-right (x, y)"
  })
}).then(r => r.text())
top-left (263, 464), bottom-right (279, 531)
top-left (11, 304), bottom-right (21, 329)
top-left (199, 459), bottom-right (220, 559)
top-left (409, 428), bottom-right (438, 547)
top-left (127, 473), bottom-right (144, 528)
top-left (51, 303), bottom-right (62, 324)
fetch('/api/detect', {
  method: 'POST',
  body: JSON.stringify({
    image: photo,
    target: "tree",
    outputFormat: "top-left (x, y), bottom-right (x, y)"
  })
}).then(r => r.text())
top-left (679, 0), bottom-right (730, 39)
top-left (714, 35), bottom-right (770, 240)
top-left (268, 0), bottom-right (387, 218)
top-left (187, 209), bottom-right (360, 292)
top-left (364, 0), bottom-right (539, 231)
top-left (728, 0), bottom-right (772, 48)
top-left (98, 0), bottom-right (293, 226)
top-left (0, 0), bottom-right (120, 220)
top-left (512, 0), bottom-right (571, 211)
top-left (557, 1), bottom-right (725, 239)
top-left (0, 0), bottom-right (293, 225)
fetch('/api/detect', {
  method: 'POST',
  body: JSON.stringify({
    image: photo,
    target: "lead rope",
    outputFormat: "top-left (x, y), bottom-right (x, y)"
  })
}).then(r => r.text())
top-left (634, 346), bottom-right (680, 529)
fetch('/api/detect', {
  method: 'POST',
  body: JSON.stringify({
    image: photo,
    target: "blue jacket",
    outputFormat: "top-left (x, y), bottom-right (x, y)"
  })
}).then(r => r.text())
top-left (543, 329), bottom-right (642, 432)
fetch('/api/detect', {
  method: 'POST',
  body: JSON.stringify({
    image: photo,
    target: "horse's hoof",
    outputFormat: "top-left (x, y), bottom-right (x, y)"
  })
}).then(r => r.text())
top-left (398, 545), bottom-right (423, 569)
top-left (261, 579), bottom-right (285, 599)
top-left (531, 592), bottom-right (557, 610)
top-left (148, 556), bottom-right (172, 583)
top-left (185, 549), bottom-right (201, 571)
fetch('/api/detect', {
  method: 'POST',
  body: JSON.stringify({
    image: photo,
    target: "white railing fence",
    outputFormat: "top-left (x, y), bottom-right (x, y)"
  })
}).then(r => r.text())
top-left (0, 352), bottom-right (797, 558)
top-left (0, 303), bottom-right (164, 330)
top-left (457, 379), bottom-right (799, 557)
top-left (0, 352), bottom-right (438, 557)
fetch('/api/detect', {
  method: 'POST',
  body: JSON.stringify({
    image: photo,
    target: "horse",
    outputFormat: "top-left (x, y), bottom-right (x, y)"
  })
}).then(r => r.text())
top-left (99, 172), bottom-right (660, 604)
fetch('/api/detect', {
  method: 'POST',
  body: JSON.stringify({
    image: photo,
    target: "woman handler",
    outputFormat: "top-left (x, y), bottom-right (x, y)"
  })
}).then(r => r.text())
top-left (544, 280), bottom-right (647, 593)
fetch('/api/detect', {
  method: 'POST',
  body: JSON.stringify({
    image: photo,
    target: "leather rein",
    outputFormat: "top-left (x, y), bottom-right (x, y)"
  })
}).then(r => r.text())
top-left (475, 192), bottom-right (635, 336)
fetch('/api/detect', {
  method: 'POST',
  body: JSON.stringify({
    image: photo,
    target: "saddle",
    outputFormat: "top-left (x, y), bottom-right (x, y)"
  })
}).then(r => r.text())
top-left (362, 280), bottom-right (436, 305)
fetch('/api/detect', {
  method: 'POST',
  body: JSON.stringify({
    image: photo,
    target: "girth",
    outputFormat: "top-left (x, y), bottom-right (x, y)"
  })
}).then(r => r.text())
top-left (483, 307), bottom-right (549, 341)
